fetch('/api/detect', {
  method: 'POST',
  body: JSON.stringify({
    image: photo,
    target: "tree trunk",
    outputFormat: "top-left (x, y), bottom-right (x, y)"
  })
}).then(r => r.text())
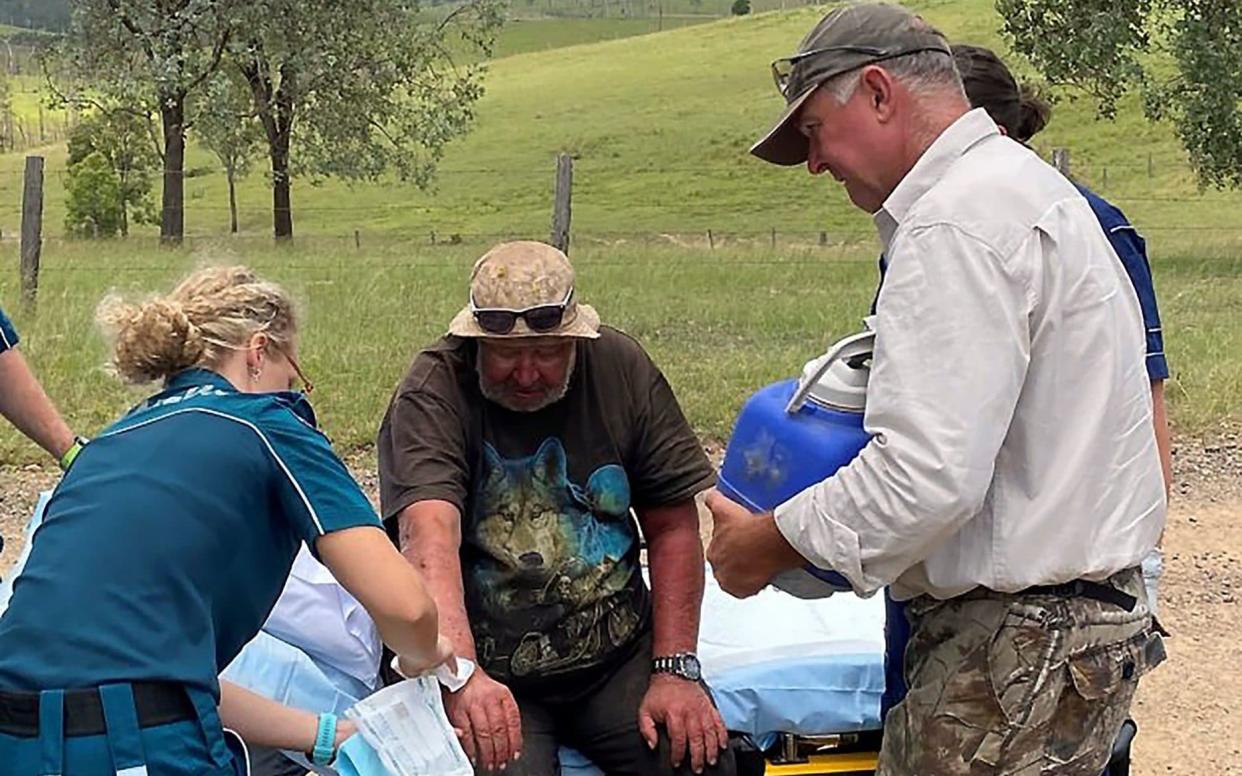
top-left (241, 57), bottom-right (296, 240)
top-left (119, 166), bottom-right (130, 237)
top-left (227, 165), bottom-right (239, 234)
top-left (159, 95), bottom-right (186, 244)
top-left (271, 133), bottom-right (292, 240)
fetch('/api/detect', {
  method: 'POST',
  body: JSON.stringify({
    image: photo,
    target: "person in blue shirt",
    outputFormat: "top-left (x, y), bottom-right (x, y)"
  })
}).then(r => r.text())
top-left (950, 45), bottom-right (1172, 493)
top-left (874, 46), bottom-right (1174, 761)
top-left (0, 306), bottom-right (81, 472)
top-left (0, 265), bottom-right (452, 776)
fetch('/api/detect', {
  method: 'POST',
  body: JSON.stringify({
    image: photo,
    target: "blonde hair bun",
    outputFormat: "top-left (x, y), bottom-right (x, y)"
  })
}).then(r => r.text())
top-left (97, 265), bottom-right (298, 385)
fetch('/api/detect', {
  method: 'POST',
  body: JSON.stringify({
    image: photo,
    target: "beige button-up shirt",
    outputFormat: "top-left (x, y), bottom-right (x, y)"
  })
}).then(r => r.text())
top-left (774, 109), bottom-right (1166, 601)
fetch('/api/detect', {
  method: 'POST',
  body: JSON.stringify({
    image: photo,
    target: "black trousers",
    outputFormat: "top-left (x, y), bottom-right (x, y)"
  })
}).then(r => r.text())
top-left (485, 632), bottom-right (739, 776)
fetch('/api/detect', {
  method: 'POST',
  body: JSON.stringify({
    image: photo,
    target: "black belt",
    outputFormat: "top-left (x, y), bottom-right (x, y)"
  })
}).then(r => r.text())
top-left (1019, 579), bottom-right (1138, 612)
top-left (0, 681), bottom-right (196, 738)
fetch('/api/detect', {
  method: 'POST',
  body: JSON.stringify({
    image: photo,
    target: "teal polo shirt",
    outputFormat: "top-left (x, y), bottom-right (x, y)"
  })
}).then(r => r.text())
top-left (0, 368), bottom-right (380, 697)
top-left (0, 306), bottom-right (19, 354)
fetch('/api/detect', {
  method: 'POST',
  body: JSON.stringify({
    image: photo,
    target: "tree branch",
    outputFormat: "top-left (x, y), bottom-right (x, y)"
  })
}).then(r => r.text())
top-left (104, 0), bottom-right (157, 63)
top-left (186, 28), bottom-right (233, 94)
top-left (368, 116), bottom-right (403, 151)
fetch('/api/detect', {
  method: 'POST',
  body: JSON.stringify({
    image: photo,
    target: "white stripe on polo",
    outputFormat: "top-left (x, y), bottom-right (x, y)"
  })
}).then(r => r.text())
top-left (98, 406), bottom-right (325, 535)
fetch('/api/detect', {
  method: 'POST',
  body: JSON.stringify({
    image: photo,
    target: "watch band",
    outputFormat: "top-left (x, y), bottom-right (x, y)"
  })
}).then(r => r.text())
top-left (653, 653), bottom-right (700, 680)
top-left (311, 712), bottom-right (338, 766)
top-left (59, 436), bottom-right (88, 471)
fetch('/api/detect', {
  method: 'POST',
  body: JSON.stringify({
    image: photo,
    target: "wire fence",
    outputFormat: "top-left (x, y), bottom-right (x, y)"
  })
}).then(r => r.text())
top-left (4, 149), bottom-right (1242, 262)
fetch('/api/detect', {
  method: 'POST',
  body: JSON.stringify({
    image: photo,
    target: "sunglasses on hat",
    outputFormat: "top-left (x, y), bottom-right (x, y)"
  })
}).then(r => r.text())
top-left (471, 287), bottom-right (574, 336)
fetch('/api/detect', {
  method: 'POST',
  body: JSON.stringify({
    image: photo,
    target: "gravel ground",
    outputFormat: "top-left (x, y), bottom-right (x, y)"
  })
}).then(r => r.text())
top-left (1, 431), bottom-right (1238, 774)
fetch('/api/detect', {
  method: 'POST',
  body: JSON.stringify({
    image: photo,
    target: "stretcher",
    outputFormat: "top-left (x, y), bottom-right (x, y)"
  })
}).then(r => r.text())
top-left (560, 569), bottom-right (887, 775)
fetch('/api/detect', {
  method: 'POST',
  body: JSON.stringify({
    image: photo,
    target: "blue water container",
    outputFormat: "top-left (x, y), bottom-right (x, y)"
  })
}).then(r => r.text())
top-left (718, 330), bottom-right (874, 598)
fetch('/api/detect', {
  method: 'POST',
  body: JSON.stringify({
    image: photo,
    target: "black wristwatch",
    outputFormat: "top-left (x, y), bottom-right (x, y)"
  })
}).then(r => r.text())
top-left (653, 653), bottom-right (702, 682)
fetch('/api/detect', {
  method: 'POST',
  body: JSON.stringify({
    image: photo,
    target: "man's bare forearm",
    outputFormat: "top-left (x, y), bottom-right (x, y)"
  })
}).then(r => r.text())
top-left (640, 499), bottom-right (706, 657)
top-left (0, 350), bottom-right (74, 460)
top-left (398, 500), bottom-right (479, 661)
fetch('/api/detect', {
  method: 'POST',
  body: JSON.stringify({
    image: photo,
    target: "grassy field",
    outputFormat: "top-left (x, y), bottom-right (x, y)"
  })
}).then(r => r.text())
top-left (0, 0), bottom-right (1237, 462)
top-left (5, 75), bottom-right (64, 125)
top-left (0, 238), bottom-right (1237, 464)
top-left (3, 0), bottom-right (1240, 246)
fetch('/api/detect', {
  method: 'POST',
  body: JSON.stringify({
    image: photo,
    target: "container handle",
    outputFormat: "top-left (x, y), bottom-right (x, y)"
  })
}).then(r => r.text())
top-left (784, 330), bottom-right (876, 414)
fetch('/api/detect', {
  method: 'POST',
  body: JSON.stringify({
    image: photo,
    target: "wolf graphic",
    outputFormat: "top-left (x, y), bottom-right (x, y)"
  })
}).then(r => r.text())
top-left (471, 438), bottom-right (640, 676)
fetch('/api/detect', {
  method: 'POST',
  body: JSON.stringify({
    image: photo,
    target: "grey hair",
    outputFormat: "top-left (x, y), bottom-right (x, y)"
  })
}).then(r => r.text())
top-left (821, 49), bottom-right (966, 104)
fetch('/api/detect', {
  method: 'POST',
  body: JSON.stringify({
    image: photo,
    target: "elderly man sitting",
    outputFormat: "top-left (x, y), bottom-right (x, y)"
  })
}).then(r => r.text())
top-left (377, 241), bottom-right (738, 776)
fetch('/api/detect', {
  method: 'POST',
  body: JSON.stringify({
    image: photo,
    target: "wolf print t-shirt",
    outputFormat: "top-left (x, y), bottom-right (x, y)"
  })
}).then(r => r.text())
top-left (378, 326), bottom-right (714, 693)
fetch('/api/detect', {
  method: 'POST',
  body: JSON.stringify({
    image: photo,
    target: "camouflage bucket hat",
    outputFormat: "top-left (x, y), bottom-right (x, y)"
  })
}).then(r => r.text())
top-left (448, 241), bottom-right (601, 339)
top-left (750, 2), bottom-right (951, 166)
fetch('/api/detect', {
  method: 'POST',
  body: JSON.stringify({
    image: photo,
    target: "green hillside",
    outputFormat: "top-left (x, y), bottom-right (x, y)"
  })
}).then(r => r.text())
top-left (0, 0), bottom-right (1238, 252)
top-left (492, 16), bottom-right (712, 57)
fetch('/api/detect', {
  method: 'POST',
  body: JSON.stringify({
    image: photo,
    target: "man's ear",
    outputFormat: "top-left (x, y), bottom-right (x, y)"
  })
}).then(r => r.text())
top-left (860, 65), bottom-right (897, 122)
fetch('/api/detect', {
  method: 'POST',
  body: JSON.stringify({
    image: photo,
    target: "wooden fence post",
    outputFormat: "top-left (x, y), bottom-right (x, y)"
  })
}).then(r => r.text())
top-left (20, 155), bottom-right (43, 309)
top-left (707, 229), bottom-right (715, 249)
top-left (550, 153), bottom-right (574, 255)
top-left (1052, 148), bottom-right (1071, 178)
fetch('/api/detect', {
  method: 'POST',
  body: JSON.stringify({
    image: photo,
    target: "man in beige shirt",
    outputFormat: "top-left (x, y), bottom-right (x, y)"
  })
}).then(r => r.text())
top-left (706, 4), bottom-right (1166, 774)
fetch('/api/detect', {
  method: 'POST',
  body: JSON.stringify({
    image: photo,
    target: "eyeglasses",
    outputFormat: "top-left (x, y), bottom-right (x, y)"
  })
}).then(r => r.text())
top-left (281, 348), bottom-right (315, 395)
top-left (770, 45), bottom-right (885, 96)
top-left (471, 287), bottom-right (574, 336)
top-left (770, 44), bottom-right (950, 97)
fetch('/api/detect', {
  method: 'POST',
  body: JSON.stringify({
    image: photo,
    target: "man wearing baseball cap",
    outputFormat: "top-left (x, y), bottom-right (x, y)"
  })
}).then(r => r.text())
top-left (707, 3), bottom-right (1166, 774)
top-left (378, 241), bottom-right (737, 776)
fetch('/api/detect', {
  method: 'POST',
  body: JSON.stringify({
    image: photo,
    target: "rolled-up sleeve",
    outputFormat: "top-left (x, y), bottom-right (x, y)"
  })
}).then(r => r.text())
top-left (773, 224), bottom-right (1031, 595)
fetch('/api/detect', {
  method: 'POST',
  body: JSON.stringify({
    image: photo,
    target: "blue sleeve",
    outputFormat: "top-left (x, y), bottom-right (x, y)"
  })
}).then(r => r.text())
top-left (260, 404), bottom-right (382, 546)
top-left (0, 306), bottom-right (19, 355)
top-left (1104, 225), bottom-right (1169, 381)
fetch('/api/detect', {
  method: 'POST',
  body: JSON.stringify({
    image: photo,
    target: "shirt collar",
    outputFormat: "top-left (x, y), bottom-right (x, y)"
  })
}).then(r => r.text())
top-left (872, 108), bottom-right (1000, 248)
top-left (165, 367), bottom-right (238, 393)
top-left (159, 367), bottom-right (320, 427)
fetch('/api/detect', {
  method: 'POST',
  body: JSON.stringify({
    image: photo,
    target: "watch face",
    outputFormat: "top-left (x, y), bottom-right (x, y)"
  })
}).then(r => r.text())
top-left (680, 654), bottom-right (702, 681)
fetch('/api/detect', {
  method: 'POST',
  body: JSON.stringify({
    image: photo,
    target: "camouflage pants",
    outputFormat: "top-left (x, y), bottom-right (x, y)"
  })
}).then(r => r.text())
top-left (877, 568), bottom-right (1165, 776)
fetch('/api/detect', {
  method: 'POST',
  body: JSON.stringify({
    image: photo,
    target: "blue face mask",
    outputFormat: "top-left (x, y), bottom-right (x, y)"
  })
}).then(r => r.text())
top-left (333, 735), bottom-right (390, 776)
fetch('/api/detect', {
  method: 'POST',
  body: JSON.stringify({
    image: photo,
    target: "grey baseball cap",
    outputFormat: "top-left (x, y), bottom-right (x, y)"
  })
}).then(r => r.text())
top-left (750, 3), bottom-right (951, 166)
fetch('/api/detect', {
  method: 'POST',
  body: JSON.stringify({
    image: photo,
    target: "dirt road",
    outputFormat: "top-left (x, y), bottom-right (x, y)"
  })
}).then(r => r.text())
top-left (2, 436), bottom-right (1238, 774)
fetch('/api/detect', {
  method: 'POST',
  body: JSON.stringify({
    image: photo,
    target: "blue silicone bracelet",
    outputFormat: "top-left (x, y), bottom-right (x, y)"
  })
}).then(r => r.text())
top-left (312, 712), bottom-right (338, 765)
